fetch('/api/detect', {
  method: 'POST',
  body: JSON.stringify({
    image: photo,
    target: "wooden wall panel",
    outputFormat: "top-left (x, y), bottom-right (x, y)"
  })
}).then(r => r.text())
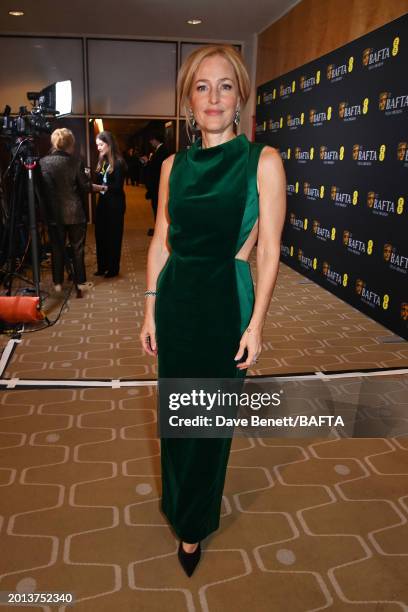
top-left (256, 0), bottom-right (408, 86)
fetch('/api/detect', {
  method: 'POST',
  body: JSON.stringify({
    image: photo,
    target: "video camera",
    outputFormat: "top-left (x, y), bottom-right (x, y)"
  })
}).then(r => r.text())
top-left (1, 80), bottom-right (72, 139)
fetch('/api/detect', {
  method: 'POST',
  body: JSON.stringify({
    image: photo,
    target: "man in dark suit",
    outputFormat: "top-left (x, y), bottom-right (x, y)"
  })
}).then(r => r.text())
top-left (143, 131), bottom-right (169, 236)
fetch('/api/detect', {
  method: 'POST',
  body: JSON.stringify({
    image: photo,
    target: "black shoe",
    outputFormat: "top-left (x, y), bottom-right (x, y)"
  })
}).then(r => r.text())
top-left (177, 542), bottom-right (201, 577)
top-left (147, 228), bottom-right (154, 236)
top-left (94, 270), bottom-right (105, 276)
top-left (104, 271), bottom-right (118, 278)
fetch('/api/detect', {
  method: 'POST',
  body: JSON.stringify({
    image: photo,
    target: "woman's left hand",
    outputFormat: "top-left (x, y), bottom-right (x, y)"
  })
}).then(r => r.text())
top-left (234, 327), bottom-right (262, 370)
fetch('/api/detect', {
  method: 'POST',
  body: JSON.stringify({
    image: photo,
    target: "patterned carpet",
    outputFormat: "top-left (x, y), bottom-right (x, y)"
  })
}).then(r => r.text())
top-left (0, 186), bottom-right (407, 611)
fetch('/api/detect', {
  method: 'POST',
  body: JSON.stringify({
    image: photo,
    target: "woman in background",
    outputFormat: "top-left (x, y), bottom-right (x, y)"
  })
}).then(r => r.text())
top-left (40, 127), bottom-right (92, 292)
top-left (94, 131), bottom-right (127, 278)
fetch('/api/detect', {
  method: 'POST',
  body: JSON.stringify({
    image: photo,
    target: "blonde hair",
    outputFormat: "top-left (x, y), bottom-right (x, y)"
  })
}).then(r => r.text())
top-left (178, 44), bottom-right (251, 133)
top-left (50, 128), bottom-right (75, 152)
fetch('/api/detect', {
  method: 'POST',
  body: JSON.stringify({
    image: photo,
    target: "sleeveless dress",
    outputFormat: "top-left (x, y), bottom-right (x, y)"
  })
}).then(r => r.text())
top-left (155, 133), bottom-right (266, 543)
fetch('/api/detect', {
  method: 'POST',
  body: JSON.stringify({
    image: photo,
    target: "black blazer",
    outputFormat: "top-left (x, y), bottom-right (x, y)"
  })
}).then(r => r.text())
top-left (39, 151), bottom-right (90, 225)
top-left (145, 144), bottom-right (169, 198)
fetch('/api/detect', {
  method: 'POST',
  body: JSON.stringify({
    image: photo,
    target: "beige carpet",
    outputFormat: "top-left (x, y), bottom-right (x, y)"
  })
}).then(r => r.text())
top-left (0, 186), bottom-right (407, 611)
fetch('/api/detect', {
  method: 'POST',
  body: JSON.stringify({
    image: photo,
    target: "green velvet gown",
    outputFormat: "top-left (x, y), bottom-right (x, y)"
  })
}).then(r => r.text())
top-left (155, 133), bottom-right (266, 543)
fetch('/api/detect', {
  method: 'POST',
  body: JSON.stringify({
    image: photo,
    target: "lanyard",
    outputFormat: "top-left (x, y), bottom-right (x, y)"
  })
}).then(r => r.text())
top-left (101, 161), bottom-right (111, 185)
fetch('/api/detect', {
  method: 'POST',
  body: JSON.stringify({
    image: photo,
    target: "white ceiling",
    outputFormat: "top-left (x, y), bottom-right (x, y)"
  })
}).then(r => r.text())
top-left (0, 0), bottom-right (300, 41)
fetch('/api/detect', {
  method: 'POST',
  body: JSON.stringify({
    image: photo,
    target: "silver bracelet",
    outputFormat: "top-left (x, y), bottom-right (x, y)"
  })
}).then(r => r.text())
top-left (145, 290), bottom-right (157, 297)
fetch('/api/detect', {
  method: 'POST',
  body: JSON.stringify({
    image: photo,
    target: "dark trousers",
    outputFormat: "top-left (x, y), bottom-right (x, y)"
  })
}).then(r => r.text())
top-left (95, 202), bottom-right (124, 275)
top-left (49, 223), bottom-right (87, 285)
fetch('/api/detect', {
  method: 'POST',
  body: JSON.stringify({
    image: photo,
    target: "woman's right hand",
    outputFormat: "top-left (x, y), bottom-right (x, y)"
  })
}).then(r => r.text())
top-left (140, 316), bottom-right (157, 356)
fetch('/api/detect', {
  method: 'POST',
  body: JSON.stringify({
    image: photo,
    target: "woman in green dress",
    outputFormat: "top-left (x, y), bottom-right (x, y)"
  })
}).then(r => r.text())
top-left (140, 45), bottom-right (286, 576)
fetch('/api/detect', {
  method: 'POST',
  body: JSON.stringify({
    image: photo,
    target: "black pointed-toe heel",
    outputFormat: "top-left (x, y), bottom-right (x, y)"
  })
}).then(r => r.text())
top-left (177, 541), bottom-right (201, 577)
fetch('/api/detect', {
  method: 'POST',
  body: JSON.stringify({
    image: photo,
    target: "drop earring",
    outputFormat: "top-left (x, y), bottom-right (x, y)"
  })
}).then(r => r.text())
top-left (189, 109), bottom-right (197, 129)
top-left (234, 108), bottom-right (241, 126)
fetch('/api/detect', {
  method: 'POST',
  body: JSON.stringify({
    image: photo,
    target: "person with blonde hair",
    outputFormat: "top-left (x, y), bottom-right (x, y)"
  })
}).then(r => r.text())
top-left (140, 45), bottom-right (286, 576)
top-left (40, 127), bottom-right (92, 292)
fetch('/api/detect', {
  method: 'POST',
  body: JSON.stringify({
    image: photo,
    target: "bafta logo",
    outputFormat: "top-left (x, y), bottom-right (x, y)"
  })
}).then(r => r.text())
top-left (401, 302), bottom-right (408, 321)
top-left (352, 144), bottom-right (360, 160)
top-left (397, 142), bottom-right (407, 161)
top-left (303, 182), bottom-right (309, 195)
top-left (300, 76), bottom-right (305, 89)
top-left (313, 220), bottom-right (320, 233)
top-left (367, 191), bottom-right (375, 208)
top-left (383, 243), bottom-right (393, 262)
top-left (343, 230), bottom-right (350, 246)
top-left (290, 212), bottom-right (296, 224)
top-left (322, 261), bottom-right (329, 276)
top-left (338, 102), bottom-right (346, 118)
top-left (320, 146), bottom-right (327, 160)
top-left (268, 119), bottom-right (273, 130)
top-left (362, 48), bottom-right (372, 66)
top-left (297, 248), bottom-right (303, 261)
top-left (378, 92), bottom-right (389, 111)
top-left (295, 146), bottom-right (301, 159)
top-left (280, 84), bottom-right (285, 96)
top-left (309, 109), bottom-right (315, 122)
top-left (355, 278), bottom-right (365, 295)
top-left (331, 186), bottom-right (337, 200)
top-left (327, 64), bottom-right (334, 79)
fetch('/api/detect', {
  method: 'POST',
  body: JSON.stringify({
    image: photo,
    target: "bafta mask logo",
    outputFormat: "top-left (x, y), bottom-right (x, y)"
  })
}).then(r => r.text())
top-left (290, 212), bottom-right (296, 224)
top-left (331, 186), bottom-right (337, 200)
top-left (295, 146), bottom-right (301, 159)
top-left (287, 114), bottom-right (291, 126)
top-left (383, 243), bottom-right (393, 262)
top-left (322, 261), bottom-right (329, 276)
top-left (300, 75), bottom-right (305, 88)
top-left (309, 109), bottom-right (315, 122)
top-left (313, 220), bottom-right (320, 233)
top-left (378, 92), bottom-right (389, 111)
top-left (367, 191), bottom-right (375, 208)
top-left (352, 144), bottom-right (361, 160)
top-left (327, 64), bottom-right (334, 79)
top-left (338, 102), bottom-right (346, 118)
top-left (297, 248), bottom-right (303, 261)
top-left (397, 142), bottom-right (407, 161)
top-left (355, 278), bottom-right (365, 295)
top-left (303, 182), bottom-right (310, 195)
top-left (343, 230), bottom-right (350, 246)
top-left (401, 302), bottom-right (408, 321)
top-left (280, 84), bottom-right (285, 97)
top-left (320, 146), bottom-right (327, 160)
top-left (268, 118), bottom-right (273, 130)
top-left (362, 48), bottom-right (372, 66)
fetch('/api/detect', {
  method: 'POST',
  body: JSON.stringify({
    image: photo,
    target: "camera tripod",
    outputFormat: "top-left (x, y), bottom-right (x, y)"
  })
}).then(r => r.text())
top-left (0, 136), bottom-right (82, 309)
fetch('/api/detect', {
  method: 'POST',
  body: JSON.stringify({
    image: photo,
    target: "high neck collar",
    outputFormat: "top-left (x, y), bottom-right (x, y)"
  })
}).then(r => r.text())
top-left (194, 133), bottom-right (247, 152)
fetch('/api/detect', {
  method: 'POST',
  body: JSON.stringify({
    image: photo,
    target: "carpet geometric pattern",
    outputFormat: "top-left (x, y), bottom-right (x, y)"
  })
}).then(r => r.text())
top-left (1, 186), bottom-right (407, 611)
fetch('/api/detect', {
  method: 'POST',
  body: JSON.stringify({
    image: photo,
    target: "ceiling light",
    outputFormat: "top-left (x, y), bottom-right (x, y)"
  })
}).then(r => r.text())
top-left (9, 10), bottom-right (24, 16)
top-left (187, 19), bottom-right (202, 25)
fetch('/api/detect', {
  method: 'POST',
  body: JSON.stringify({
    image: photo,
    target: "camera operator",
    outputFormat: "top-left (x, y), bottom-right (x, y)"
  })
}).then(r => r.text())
top-left (39, 128), bottom-right (92, 292)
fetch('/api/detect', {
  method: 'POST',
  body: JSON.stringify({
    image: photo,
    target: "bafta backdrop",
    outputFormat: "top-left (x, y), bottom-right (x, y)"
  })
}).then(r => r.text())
top-left (256, 13), bottom-right (408, 340)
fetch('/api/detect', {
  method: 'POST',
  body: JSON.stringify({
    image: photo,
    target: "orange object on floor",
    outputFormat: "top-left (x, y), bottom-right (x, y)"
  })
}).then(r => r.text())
top-left (0, 296), bottom-right (44, 323)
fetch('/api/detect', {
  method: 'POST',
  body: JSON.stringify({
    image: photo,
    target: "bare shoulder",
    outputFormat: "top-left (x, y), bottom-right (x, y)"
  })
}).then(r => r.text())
top-left (259, 145), bottom-right (284, 173)
top-left (162, 153), bottom-right (176, 172)
top-left (257, 145), bottom-right (285, 192)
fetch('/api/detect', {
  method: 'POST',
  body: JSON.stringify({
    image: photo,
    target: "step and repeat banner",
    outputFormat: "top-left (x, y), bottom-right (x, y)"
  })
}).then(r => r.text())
top-left (256, 13), bottom-right (408, 340)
